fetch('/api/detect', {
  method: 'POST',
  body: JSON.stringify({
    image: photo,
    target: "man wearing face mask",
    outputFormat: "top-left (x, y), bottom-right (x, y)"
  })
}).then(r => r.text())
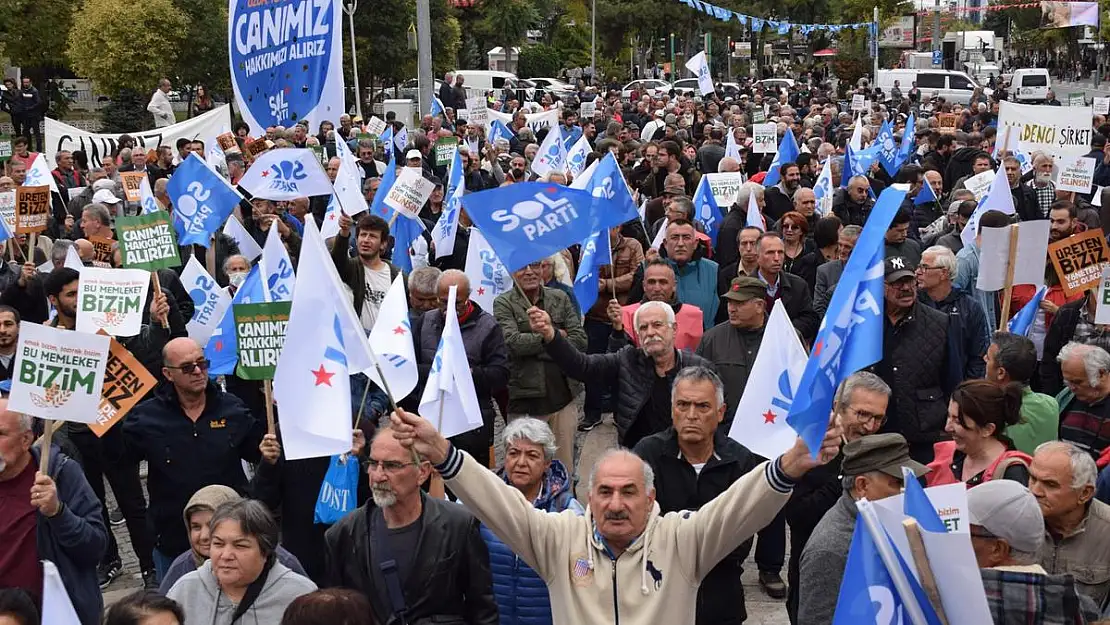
top-left (223, 255), bottom-right (252, 296)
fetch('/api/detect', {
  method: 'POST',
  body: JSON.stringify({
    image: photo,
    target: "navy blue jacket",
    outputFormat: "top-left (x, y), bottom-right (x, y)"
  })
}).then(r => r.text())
top-left (919, 287), bottom-right (988, 384)
top-left (30, 445), bottom-right (108, 625)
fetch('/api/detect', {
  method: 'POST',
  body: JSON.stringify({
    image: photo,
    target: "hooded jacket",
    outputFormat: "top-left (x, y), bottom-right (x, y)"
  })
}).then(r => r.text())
top-left (481, 460), bottom-right (584, 625)
top-left (167, 559), bottom-right (317, 625)
top-left (944, 147), bottom-right (984, 192)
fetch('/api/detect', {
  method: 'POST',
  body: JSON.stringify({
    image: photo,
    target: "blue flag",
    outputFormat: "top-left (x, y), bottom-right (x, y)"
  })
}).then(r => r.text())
top-left (585, 153), bottom-right (641, 226)
top-left (897, 114), bottom-right (917, 168)
top-left (573, 229), bottom-right (612, 314)
top-left (1007, 286), bottom-right (1047, 337)
top-left (832, 518), bottom-right (943, 625)
top-left (460, 182), bottom-right (626, 272)
top-left (430, 95), bottom-right (446, 117)
top-left (692, 175), bottom-right (723, 244)
top-left (876, 120), bottom-right (901, 177)
top-left (902, 467), bottom-right (947, 533)
top-left (763, 127), bottom-right (801, 187)
top-left (841, 143), bottom-right (881, 189)
top-left (369, 150), bottom-right (398, 220)
top-left (166, 154), bottom-right (243, 247)
top-left (786, 186), bottom-right (907, 456)
top-left (914, 178), bottom-right (939, 206)
top-left (391, 215), bottom-right (422, 274)
top-left (488, 118), bottom-right (515, 145)
top-left (206, 264), bottom-right (266, 376)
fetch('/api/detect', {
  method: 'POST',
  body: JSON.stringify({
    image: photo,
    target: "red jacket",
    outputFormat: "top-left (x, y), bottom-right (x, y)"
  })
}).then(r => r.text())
top-left (925, 440), bottom-right (1031, 487)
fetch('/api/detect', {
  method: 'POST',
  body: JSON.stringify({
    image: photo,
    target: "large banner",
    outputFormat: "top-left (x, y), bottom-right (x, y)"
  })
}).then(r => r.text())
top-left (995, 100), bottom-right (1093, 163)
top-left (229, 0), bottom-right (345, 136)
top-left (1041, 1), bottom-right (1099, 27)
top-left (44, 105), bottom-right (232, 169)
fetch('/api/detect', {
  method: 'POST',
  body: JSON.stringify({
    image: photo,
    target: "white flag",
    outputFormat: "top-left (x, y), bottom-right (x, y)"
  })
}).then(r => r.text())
top-left (41, 561), bottom-right (82, 625)
top-left (745, 186), bottom-right (765, 231)
top-left (570, 158), bottom-right (600, 190)
top-left (138, 176), bottom-right (163, 215)
top-left (334, 134), bottom-right (370, 216)
top-left (566, 134), bottom-right (591, 178)
top-left (238, 148), bottom-right (335, 201)
top-left (394, 127), bottom-right (409, 153)
top-left (728, 300), bottom-right (807, 459)
top-left (651, 218), bottom-right (668, 250)
top-left (321, 195), bottom-right (343, 240)
top-left (850, 113), bottom-right (864, 152)
top-left (65, 244), bottom-right (84, 271)
top-left (531, 124), bottom-right (567, 178)
top-left (206, 141), bottom-right (227, 176)
top-left (363, 274), bottom-right (420, 401)
top-left (961, 166), bottom-right (1016, 245)
top-left (684, 50), bottom-right (715, 96)
top-left (418, 285), bottom-right (484, 437)
top-left (274, 220), bottom-right (375, 460)
top-left (260, 224), bottom-right (295, 302)
top-left (25, 153), bottom-right (60, 193)
top-left (433, 148), bottom-right (465, 260)
top-left (181, 255), bottom-right (232, 347)
top-left (725, 127), bottom-right (742, 161)
top-left (813, 158), bottom-right (834, 217)
top-left (464, 228), bottom-right (512, 312)
top-left (222, 214), bottom-right (263, 261)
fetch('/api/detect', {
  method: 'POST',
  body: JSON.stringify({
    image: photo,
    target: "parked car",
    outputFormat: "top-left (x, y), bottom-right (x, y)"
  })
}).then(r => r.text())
top-left (754, 78), bottom-right (796, 93)
top-left (875, 69), bottom-right (989, 105)
top-left (622, 79), bottom-right (672, 99)
top-left (671, 78), bottom-right (701, 96)
top-left (529, 77), bottom-right (574, 94)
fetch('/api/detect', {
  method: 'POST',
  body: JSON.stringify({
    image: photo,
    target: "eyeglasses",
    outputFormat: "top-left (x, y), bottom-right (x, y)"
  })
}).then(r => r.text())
top-left (522, 261), bottom-right (543, 272)
top-left (166, 359), bottom-right (211, 374)
top-left (367, 458), bottom-right (416, 473)
top-left (916, 264), bottom-right (942, 272)
top-left (845, 406), bottom-right (886, 426)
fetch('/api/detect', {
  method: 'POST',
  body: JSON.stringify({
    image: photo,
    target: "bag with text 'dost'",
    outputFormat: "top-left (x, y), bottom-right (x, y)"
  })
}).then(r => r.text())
top-left (314, 454), bottom-right (360, 524)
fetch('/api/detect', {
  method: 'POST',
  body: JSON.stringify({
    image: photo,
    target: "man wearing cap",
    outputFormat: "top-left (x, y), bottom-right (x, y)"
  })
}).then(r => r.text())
top-left (797, 433), bottom-right (930, 625)
top-left (968, 479), bottom-right (1102, 623)
top-left (872, 255), bottom-right (952, 463)
top-left (641, 110), bottom-right (666, 142)
top-left (696, 276), bottom-right (767, 423)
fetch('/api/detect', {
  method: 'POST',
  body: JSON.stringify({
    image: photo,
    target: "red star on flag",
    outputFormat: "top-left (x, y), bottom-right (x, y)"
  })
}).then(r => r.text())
top-left (393, 325), bottom-right (407, 335)
top-left (214, 340), bottom-right (223, 352)
top-left (813, 340), bottom-right (824, 356)
top-left (312, 364), bottom-right (335, 387)
top-left (261, 170), bottom-right (270, 177)
top-left (476, 287), bottom-right (486, 296)
top-left (763, 409), bottom-right (777, 424)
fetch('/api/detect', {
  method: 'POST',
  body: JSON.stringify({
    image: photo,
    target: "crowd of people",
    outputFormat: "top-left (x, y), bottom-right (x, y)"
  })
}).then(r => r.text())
top-left (2, 66), bottom-right (1110, 625)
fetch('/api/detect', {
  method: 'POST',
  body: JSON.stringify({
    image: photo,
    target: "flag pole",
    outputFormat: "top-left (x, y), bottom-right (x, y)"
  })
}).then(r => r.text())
top-left (38, 419), bottom-right (55, 473)
top-left (366, 348), bottom-right (402, 415)
top-left (902, 519), bottom-right (951, 625)
top-left (263, 380), bottom-right (275, 436)
top-left (608, 232), bottom-right (618, 302)
top-left (149, 271), bottom-right (170, 329)
top-left (999, 223), bottom-right (1019, 325)
top-left (857, 501), bottom-right (933, 625)
top-left (429, 389), bottom-right (447, 499)
top-left (352, 381), bottom-right (372, 432)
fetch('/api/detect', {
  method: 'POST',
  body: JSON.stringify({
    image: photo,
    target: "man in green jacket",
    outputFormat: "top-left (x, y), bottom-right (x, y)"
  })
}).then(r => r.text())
top-left (984, 332), bottom-right (1058, 454)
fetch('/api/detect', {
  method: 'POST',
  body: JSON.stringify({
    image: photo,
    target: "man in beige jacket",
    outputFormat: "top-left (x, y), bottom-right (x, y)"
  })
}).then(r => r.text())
top-left (390, 392), bottom-right (841, 625)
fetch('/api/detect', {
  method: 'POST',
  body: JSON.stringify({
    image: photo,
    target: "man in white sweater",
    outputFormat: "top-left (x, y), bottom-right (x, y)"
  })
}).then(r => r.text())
top-left (148, 78), bottom-right (175, 128)
top-left (389, 399), bottom-right (841, 625)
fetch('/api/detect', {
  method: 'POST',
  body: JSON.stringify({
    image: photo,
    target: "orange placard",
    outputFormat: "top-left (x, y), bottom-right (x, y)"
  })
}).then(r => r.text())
top-left (90, 337), bottom-right (158, 437)
top-left (217, 132), bottom-right (241, 155)
top-left (937, 114), bottom-right (958, 134)
top-left (1049, 228), bottom-right (1110, 297)
top-left (88, 236), bottom-right (116, 265)
top-left (120, 171), bottom-right (146, 202)
top-left (15, 185), bottom-right (49, 234)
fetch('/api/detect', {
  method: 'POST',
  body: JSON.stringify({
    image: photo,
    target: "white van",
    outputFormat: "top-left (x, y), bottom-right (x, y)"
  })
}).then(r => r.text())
top-left (452, 70), bottom-right (535, 99)
top-left (1010, 68), bottom-right (1051, 103)
top-left (876, 69), bottom-right (988, 105)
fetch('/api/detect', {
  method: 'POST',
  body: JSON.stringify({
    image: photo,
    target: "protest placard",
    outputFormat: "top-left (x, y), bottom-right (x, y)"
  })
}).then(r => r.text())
top-left (996, 100), bottom-right (1093, 163)
top-left (751, 108), bottom-right (766, 124)
top-left (311, 144), bottom-right (327, 166)
top-left (752, 123), bottom-right (777, 154)
top-left (937, 113), bottom-right (958, 134)
top-left (15, 185), bottom-right (49, 234)
top-left (977, 221), bottom-right (1050, 291)
top-left (9, 322), bottom-right (110, 423)
top-left (1049, 228), bottom-right (1110, 296)
top-left (580, 101), bottom-right (596, 118)
top-left (0, 190), bottom-right (15, 233)
top-left (704, 172), bottom-right (745, 206)
top-left (1069, 92), bottom-right (1086, 107)
top-left (435, 136), bottom-right (459, 167)
top-left (384, 167), bottom-right (436, 217)
top-left (216, 132), bottom-right (241, 155)
top-left (120, 171), bottom-right (146, 202)
top-left (963, 169), bottom-right (995, 200)
top-left (76, 267), bottom-right (151, 337)
top-left (116, 212), bottom-right (181, 270)
top-left (1095, 97), bottom-right (1110, 116)
top-left (1056, 155), bottom-right (1096, 194)
top-left (0, 134), bottom-right (11, 162)
top-left (366, 116), bottom-right (388, 136)
top-left (88, 237), bottom-right (116, 265)
top-left (90, 337), bottom-right (158, 437)
top-left (466, 97), bottom-right (489, 128)
top-left (234, 301), bottom-right (291, 380)
top-left (1097, 265), bottom-right (1110, 325)
top-left (851, 94), bottom-right (865, 111)
top-left (244, 139), bottom-right (272, 159)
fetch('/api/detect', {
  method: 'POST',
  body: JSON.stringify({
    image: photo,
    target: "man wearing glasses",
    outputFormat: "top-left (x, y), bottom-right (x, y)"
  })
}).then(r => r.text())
top-left (917, 245), bottom-right (988, 382)
top-left (123, 337), bottom-right (265, 583)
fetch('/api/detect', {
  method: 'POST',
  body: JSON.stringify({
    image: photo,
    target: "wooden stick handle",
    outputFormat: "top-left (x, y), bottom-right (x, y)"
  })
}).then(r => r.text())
top-left (150, 271), bottom-right (170, 329)
top-left (263, 379), bottom-right (275, 436)
top-left (1000, 223), bottom-right (1019, 325)
top-left (902, 519), bottom-right (950, 625)
top-left (38, 419), bottom-right (55, 473)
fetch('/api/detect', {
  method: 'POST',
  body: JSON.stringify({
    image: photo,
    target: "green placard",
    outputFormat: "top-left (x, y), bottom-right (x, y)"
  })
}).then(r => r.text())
top-left (435, 136), bottom-right (459, 166)
top-left (0, 134), bottom-right (11, 163)
top-left (751, 109), bottom-right (766, 124)
top-left (234, 301), bottom-right (291, 380)
top-left (1070, 92), bottom-right (1086, 107)
top-left (311, 144), bottom-right (327, 166)
top-left (115, 212), bottom-right (181, 270)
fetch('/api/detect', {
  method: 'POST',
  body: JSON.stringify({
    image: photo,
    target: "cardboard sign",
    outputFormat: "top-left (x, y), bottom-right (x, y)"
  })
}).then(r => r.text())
top-left (851, 94), bottom-right (865, 111)
top-left (704, 172), bottom-right (745, 206)
top-left (310, 144), bottom-right (327, 166)
top-left (234, 301), bottom-right (291, 380)
top-left (120, 171), bottom-right (146, 202)
top-left (1096, 265), bottom-right (1110, 325)
top-left (216, 132), bottom-right (241, 155)
top-left (996, 100), bottom-right (1093, 164)
top-left (580, 101), bottom-right (596, 118)
top-left (245, 138), bottom-right (273, 159)
top-left (976, 221), bottom-right (1050, 291)
top-left (76, 267), bottom-right (151, 337)
top-left (963, 169), bottom-right (995, 201)
top-left (466, 97), bottom-right (489, 128)
top-left (1049, 228), bottom-right (1110, 296)
top-left (384, 166), bottom-right (436, 218)
top-left (751, 108), bottom-right (766, 124)
top-left (937, 113), bottom-right (958, 134)
top-left (1056, 155), bottom-right (1096, 194)
top-left (0, 190), bottom-right (15, 233)
top-left (365, 116), bottom-right (388, 136)
top-left (1069, 92), bottom-right (1086, 107)
top-left (14, 185), bottom-right (49, 234)
top-left (90, 337), bottom-right (158, 437)
top-left (0, 134), bottom-right (11, 163)
top-left (752, 123), bottom-right (777, 154)
top-left (9, 322), bottom-right (111, 423)
top-left (1095, 97), bottom-right (1110, 116)
top-left (89, 236), bottom-right (116, 266)
top-left (435, 137), bottom-right (459, 167)
top-left (116, 212), bottom-right (181, 270)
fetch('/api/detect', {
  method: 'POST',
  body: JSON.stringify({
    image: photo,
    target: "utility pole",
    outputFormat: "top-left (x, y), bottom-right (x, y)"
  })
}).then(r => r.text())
top-left (727, 37), bottom-right (732, 79)
top-left (343, 0), bottom-right (361, 119)
top-left (873, 6), bottom-right (879, 83)
top-left (416, 0), bottom-right (432, 126)
top-left (670, 33), bottom-right (675, 80)
top-left (591, 0), bottom-right (596, 84)
top-left (933, 0), bottom-right (941, 55)
top-left (705, 33), bottom-right (712, 71)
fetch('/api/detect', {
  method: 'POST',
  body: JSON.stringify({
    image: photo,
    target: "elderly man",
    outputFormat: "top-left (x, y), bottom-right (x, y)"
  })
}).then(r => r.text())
top-left (147, 78), bottom-right (175, 127)
top-left (1030, 441), bottom-right (1110, 607)
top-left (617, 258), bottom-right (704, 351)
top-left (969, 479), bottom-right (1101, 624)
top-left (481, 418), bottom-right (583, 621)
top-left (388, 388), bottom-right (841, 625)
top-left (535, 299), bottom-right (711, 448)
top-left (324, 428), bottom-right (497, 624)
top-left (407, 265), bottom-right (442, 323)
top-left (1006, 156), bottom-right (1041, 222)
top-left (0, 400), bottom-right (108, 625)
top-left (1055, 342), bottom-right (1110, 459)
top-left (797, 433), bottom-right (930, 625)
top-left (814, 224), bottom-right (861, 316)
top-left (696, 276), bottom-right (768, 423)
top-left (641, 219), bottom-right (719, 330)
top-left (717, 183), bottom-right (765, 269)
top-left (494, 261), bottom-right (585, 471)
top-left (916, 245), bottom-right (988, 383)
top-left (633, 367), bottom-right (770, 625)
top-left (832, 175), bottom-right (874, 226)
top-left (1028, 153), bottom-right (1056, 219)
top-left (415, 270), bottom-right (509, 468)
top-left (122, 337), bottom-right (265, 580)
top-left (750, 233), bottom-right (818, 341)
top-left (984, 332), bottom-right (1059, 455)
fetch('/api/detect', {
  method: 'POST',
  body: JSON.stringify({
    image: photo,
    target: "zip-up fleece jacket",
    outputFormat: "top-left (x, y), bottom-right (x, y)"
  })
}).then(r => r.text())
top-left (436, 446), bottom-right (794, 625)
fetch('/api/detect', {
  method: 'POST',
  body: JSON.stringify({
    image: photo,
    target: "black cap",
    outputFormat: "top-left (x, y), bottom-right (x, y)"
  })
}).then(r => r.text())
top-left (842, 433), bottom-right (930, 480)
top-left (884, 256), bottom-right (914, 283)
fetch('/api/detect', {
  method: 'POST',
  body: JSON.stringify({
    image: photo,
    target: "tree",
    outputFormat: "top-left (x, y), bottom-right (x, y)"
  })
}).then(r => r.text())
top-left (518, 44), bottom-right (564, 77)
top-left (173, 0), bottom-right (232, 105)
top-left (482, 0), bottom-right (540, 72)
top-left (100, 90), bottom-right (153, 134)
top-left (430, 0), bottom-right (463, 76)
top-left (67, 0), bottom-right (189, 95)
top-left (0, 0), bottom-right (77, 73)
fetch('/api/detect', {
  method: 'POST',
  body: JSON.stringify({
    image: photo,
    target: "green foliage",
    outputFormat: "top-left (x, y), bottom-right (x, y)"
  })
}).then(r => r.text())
top-left (431, 0), bottom-right (463, 75)
top-left (518, 44), bottom-right (564, 77)
top-left (354, 0), bottom-right (415, 87)
top-left (0, 0), bottom-right (76, 69)
top-left (100, 90), bottom-right (154, 134)
top-left (482, 0), bottom-right (541, 70)
top-left (67, 0), bottom-right (189, 94)
top-left (173, 0), bottom-right (232, 98)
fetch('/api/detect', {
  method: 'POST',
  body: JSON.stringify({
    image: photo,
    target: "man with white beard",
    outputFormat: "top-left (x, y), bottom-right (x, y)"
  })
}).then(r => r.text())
top-left (1028, 153), bottom-right (1057, 219)
top-left (323, 428), bottom-right (497, 625)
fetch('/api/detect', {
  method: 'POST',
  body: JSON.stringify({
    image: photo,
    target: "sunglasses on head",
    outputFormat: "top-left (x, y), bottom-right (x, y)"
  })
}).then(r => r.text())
top-left (166, 359), bottom-right (211, 374)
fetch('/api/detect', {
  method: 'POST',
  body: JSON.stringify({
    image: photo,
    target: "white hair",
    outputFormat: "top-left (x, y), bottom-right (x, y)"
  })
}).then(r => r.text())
top-left (736, 182), bottom-right (765, 209)
top-left (1057, 341), bottom-right (1110, 387)
top-left (834, 371), bottom-right (891, 407)
top-left (923, 245), bottom-right (957, 281)
top-left (632, 300), bottom-right (675, 332)
top-left (503, 417), bottom-right (557, 461)
top-left (588, 448), bottom-right (655, 494)
top-left (1034, 441), bottom-right (1098, 490)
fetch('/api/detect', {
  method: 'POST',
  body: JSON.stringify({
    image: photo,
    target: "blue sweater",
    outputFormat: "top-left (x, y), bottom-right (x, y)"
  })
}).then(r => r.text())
top-left (672, 257), bottom-right (720, 330)
top-left (479, 460), bottom-right (583, 625)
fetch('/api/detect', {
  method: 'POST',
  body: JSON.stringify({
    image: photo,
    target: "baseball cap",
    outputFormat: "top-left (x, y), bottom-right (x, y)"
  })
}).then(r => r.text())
top-left (92, 189), bottom-right (121, 205)
top-left (884, 256), bottom-right (914, 283)
top-left (405, 149), bottom-right (422, 160)
top-left (654, 110), bottom-right (665, 118)
top-left (722, 276), bottom-right (766, 303)
top-left (967, 479), bottom-right (1044, 554)
top-left (841, 433), bottom-right (929, 480)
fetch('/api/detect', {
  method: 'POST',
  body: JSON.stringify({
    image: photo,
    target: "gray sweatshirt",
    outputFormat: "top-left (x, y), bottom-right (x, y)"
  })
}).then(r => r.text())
top-left (167, 560), bottom-right (317, 625)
